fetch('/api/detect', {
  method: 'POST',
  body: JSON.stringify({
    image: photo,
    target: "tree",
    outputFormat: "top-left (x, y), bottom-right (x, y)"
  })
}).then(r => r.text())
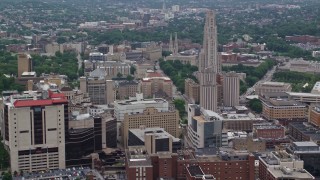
top-left (117, 72), bottom-right (123, 78)
top-left (173, 99), bottom-right (186, 118)
top-left (130, 66), bottom-right (136, 75)
top-left (248, 99), bottom-right (262, 114)
top-left (126, 75), bottom-right (134, 81)
top-left (162, 51), bottom-right (172, 57)
top-left (57, 37), bottom-right (67, 44)
top-left (2, 172), bottom-right (12, 180)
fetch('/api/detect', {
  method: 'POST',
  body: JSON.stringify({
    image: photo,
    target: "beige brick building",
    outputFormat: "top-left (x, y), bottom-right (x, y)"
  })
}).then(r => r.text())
top-left (115, 80), bottom-right (139, 100)
top-left (122, 107), bottom-right (179, 148)
top-left (309, 104), bottom-right (320, 128)
top-left (17, 53), bottom-right (32, 78)
top-left (184, 78), bottom-right (200, 104)
top-left (255, 82), bottom-right (292, 96)
top-left (140, 77), bottom-right (173, 98)
top-left (260, 93), bottom-right (307, 124)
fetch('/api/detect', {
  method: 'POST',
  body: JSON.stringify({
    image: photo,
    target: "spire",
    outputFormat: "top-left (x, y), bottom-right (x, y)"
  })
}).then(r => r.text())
top-left (162, 0), bottom-right (166, 10)
top-left (174, 32), bottom-right (178, 55)
top-left (200, 10), bottom-right (220, 74)
top-left (169, 33), bottom-right (174, 53)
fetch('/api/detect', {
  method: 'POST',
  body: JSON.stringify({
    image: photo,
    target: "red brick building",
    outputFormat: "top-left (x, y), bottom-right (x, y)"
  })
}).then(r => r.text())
top-left (126, 147), bottom-right (255, 180)
top-left (253, 124), bottom-right (285, 139)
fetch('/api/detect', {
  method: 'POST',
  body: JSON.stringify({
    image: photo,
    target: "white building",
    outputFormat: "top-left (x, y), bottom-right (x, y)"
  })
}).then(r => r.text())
top-left (1, 91), bottom-right (68, 172)
top-left (114, 93), bottom-right (169, 122)
top-left (187, 104), bottom-right (223, 149)
top-left (171, 5), bottom-right (180, 12)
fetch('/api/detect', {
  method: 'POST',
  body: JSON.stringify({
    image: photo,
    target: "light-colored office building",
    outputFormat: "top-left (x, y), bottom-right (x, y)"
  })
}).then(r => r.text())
top-left (255, 81), bottom-right (292, 96)
top-left (1, 91), bottom-right (68, 172)
top-left (80, 76), bottom-right (115, 105)
top-left (114, 93), bottom-right (170, 122)
top-left (223, 72), bottom-right (240, 107)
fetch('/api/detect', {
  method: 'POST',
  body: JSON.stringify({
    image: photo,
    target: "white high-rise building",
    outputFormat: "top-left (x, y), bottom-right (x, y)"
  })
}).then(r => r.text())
top-left (1, 91), bottom-right (68, 172)
top-left (199, 10), bottom-right (220, 112)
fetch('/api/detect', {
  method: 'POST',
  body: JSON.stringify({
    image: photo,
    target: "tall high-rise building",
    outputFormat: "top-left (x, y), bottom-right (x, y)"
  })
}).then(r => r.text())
top-left (223, 72), bottom-right (240, 107)
top-left (199, 10), bottom-right (220, 112)
top-left (1, 91), bottom-right (68, 172)
top-left (17, 53), bottom-right (32, 78)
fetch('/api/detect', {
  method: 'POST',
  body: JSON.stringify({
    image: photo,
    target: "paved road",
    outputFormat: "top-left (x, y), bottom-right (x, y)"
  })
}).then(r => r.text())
top-left (240, 65), bottom-right (277, 101)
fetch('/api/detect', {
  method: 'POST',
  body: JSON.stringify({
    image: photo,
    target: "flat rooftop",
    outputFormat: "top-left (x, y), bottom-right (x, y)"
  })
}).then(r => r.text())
top-left (293, 141), bottom-right (318, 147)
top-left (129, 127), bottom-right (180, 142)
top-left (269, 167), bottom-right (315, 179)
top-left (260, 81), bottom-right (290, 87)
top-left (289, 122), bottom-right (320, 141)
top-left (116, 98), bottom-right (167, 106)
top-left (126, 147), bottom-right (152, 167)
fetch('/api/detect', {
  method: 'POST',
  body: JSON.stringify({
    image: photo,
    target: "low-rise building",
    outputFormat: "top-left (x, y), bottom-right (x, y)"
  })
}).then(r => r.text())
top-left (128, 127), bottom-right (181, 153)
top-left (260, 93), bottom-right (307, 124)
top-left (255, 82), bottom-right (292, 96)
top-left (232, 137), bottom-right (266, 152)
top-left (287, 142), bottom-right (320, 179)
top-left (259, 151), bottom-right (314, 180)
top-left (222, 113), bottom-right (265, 132)
top-left (253, 124), bottom-right (285, 139)
top-left (288, 122), bottom-right (320, 145)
